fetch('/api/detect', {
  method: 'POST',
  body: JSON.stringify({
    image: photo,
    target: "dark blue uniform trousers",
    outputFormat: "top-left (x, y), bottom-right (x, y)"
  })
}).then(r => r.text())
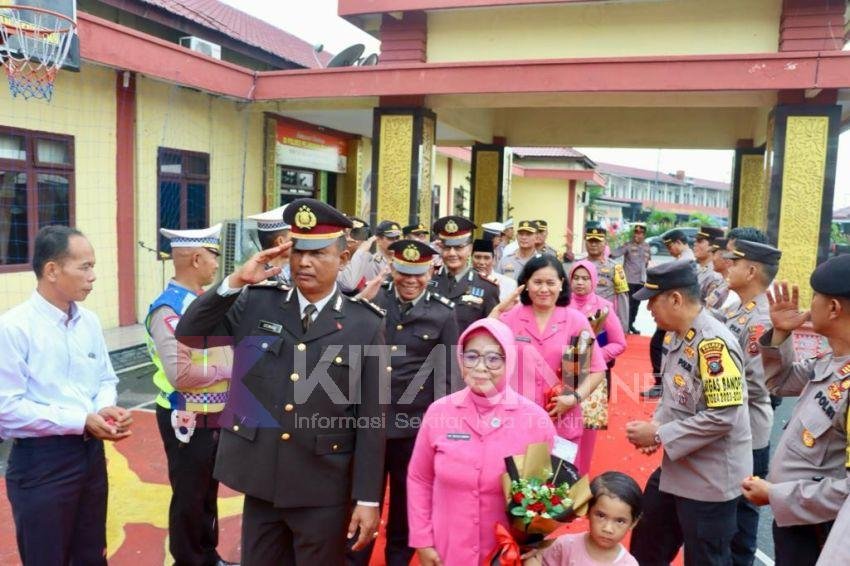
top-left (6, 435), bottom-right (108, 566)
top-left (631, 467), bottom-right (739, 566)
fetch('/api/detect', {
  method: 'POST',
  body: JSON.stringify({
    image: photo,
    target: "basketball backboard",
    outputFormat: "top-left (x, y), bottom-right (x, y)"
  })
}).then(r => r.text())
top-left (2, 0), bottom-right (78, 71)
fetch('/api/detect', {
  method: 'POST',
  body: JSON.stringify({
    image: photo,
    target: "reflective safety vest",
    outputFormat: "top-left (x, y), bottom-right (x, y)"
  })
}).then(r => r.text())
top-left (145, 281), bottom-right (229, 413)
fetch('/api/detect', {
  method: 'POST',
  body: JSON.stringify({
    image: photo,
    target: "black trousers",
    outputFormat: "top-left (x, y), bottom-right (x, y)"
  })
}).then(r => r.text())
top-left (627, 283), bottom-right (643, 329)
top-left (649, 328), bottom-right (665, 385)
top-left (631, 467), bottom-right (738, 566)
top-left (731, 445), bottom-right (770, 566)
top-left (772, 520), bottom-right (833, 566)
top-left (241, 494), bottom-right (350, 566)
top-left (156, 405), bottom-right (222, 566)
top-left (6, 435), bottom-right (108, 566)
top-left (347, 436), bottom-right (416, 566)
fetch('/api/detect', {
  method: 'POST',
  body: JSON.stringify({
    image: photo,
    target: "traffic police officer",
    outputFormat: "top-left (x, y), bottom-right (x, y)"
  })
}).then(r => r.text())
top-left (496, 220), bottom-right (540, 279)
top-left (609, 222), bottom-right (652, 334)
top-left (430, 215), bottom-right (499, 333)
top-left (349, 239), bottom-right (458, 566)
top-left (585, 226), bottom-right (630, 334)
top-left (714, 240), bottom-right (780, 566)
top-left (175, 198), bottom-right (388, 564)
top-left (249, 205), bottom-right (291, 286)
top-left (626, 260), bottom-right (751, 565)
top-left (742, 255), bottom-right (850, 566)
top-left (694, 226), bottom-right (725, 302)
top-left (147, 224), bottom-right (235, 566)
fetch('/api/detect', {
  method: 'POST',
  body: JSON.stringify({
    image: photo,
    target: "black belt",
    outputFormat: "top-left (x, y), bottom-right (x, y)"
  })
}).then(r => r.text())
top-left (12, 434), bottom-right (89, 447)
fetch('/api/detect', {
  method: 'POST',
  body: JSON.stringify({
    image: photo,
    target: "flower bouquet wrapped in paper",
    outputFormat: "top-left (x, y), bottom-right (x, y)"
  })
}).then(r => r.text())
top-left (485, 441), bottom-right (592, 565)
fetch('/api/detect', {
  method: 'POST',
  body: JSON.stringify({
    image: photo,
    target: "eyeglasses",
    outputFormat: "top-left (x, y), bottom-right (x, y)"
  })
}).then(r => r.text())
top-left (461, 351), bottom-right (505, 370)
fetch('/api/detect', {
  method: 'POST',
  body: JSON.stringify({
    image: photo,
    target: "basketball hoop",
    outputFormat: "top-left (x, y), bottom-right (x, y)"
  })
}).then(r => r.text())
top-left (0, 4), bottom-right (76, 101)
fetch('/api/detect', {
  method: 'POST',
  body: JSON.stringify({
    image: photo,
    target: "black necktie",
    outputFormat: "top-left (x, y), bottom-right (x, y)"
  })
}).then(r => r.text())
top-left (302, 304), bottom-right (316, 333)
top-left (399, 301), bottom-right (413, 317)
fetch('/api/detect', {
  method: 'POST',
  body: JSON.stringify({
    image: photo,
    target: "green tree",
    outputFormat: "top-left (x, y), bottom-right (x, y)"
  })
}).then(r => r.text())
top-left (645, 209), bottom-right (676, 236)
top-left (686, 212), bottom-right (716, 227)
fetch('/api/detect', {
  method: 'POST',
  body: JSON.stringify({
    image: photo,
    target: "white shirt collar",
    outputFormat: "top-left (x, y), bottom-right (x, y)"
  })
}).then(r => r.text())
top-left (30, 290), bottom-right (80, 326)
top-left (296, 285), bottom-right (338, 317)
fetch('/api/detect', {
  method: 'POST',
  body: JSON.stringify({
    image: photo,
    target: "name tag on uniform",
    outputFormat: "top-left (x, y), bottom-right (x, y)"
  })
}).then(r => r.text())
top-left (460, 295), bottom-right (483, 304)
top-left (258, 320), bottom-right (283, 334)
top-left (447, 433), bottom-right (471, 441)
top-left (516, 336), bottom-right (531, 342)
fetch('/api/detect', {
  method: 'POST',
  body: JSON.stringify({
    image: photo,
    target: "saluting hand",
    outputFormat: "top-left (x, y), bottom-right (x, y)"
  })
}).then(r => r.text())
top-left (766, 281), bottom-right (811, 345)
top-left (489, 284), bottom-right (525, 318)
top-left (227, 242), bottom-right (293, 288)
top-left (356, 267), bottom-right (390, 302)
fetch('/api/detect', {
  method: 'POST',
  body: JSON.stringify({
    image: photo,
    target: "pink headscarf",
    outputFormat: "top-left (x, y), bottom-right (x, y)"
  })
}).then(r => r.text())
top-left (568, 260), bottom-right (609, 316)
top-left (457, 318), bottom-right (517, 399)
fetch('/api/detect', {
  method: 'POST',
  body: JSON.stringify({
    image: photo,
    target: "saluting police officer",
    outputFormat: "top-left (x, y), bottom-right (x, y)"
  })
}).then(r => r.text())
top-left (430, 216), bottom-right (499, 334)
top-left (741, 255), bottom-right (850, 566)
top-left (712, 240), bottom-right (780, 566)
top-left (338, 219), bottom-right (400, 293)
top-left (349, 239), bottom-right (458, 566)
top-left (626, 260), bottom-right (751, 565)
top-left (175, 198), bottom-right (388, 565)
top-left (694, 226), bottom-right (725, 303)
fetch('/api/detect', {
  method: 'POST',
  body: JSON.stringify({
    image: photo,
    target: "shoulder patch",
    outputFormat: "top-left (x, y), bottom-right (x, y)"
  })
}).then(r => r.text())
top-left (429, 291), bottom-right (455, 309)
top-left (348, 296), bottom-right (387, 318)
top-left (697, 337), bottom-right (743, 408)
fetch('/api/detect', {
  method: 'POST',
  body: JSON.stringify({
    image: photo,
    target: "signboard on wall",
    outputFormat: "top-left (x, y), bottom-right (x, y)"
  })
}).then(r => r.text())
top-left (275, 121), bottom-right (348, 173)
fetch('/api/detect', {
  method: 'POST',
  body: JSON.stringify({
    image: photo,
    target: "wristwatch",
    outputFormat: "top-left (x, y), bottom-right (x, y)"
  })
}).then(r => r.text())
top-left (653, 431), bottom-right (662, 445)
top-left (570, 391), bottom-right (582, 403)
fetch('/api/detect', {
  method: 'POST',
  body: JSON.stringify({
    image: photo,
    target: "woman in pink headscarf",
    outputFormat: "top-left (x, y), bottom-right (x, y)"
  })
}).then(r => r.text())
top-left (407, 318), bottom-right (556, 566)
top-left (491, 254), bottom-right (607, 475)
top-left (568, 259), bottom-right (627, 472)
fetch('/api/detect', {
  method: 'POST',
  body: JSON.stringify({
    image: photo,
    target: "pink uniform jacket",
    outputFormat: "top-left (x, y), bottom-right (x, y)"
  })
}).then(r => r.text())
top-left (406, 388), bottom-right (556, 565)
top-left (498, 304), bottom-right (607, 444)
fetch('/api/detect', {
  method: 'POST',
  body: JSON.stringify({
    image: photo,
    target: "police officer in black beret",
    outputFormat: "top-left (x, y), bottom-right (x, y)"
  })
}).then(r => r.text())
top-left (430, 215), bottom-right (500, 333)
top-left (349, 239), bottom-right (458, 566)
top-left (402, 222), bottom-right (430, 243)
top-left (175, 198), bottom-right (388, 564)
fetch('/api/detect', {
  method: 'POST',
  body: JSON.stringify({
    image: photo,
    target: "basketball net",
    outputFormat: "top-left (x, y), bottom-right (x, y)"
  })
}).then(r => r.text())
top-left (0, 5), bottom-right (76, 101)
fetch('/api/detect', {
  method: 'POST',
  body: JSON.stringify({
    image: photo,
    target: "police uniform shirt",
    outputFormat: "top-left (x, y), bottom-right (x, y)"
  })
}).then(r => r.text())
top-left (430, 266), bottom-right (499, 334)
top-left (540, 244), bottom-right (559, 257)
top-left (697, 261), bottom-right (724, 302)
top-left (373, 283), bottom-right (459, 438)
top-left (496, 249), bottom-right (537, 280)
top-left (588, 257), bottom-right (630, 334)
top-left (338, 248), bottom-right (388, 292)
top-left (705, 280), bottom-right (731, 310)
top-left (654, 308), bottom-right (752, 502)
top-left (713, 293), bottom-right (773, 450)
top-left (760, 328), bottom-right (850, 527)
top-left (609, 241), bottom-right (651, 285)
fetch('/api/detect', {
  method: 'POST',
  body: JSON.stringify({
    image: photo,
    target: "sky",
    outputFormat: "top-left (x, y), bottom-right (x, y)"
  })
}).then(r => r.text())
top-left (222, 0), bottom-right (849, 211)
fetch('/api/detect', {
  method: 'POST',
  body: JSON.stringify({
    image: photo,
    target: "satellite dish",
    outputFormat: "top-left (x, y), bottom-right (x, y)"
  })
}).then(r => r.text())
top-left (359, 53), bottom-right (379, 66)
top-left (326, 44), bottom-right (365, 67)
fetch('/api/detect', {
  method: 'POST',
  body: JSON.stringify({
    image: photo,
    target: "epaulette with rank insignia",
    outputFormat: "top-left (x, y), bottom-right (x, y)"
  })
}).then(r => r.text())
top-left (429, 291), bottom-right (455, 309)
top-left (348, 296), bottom-right (387, 317)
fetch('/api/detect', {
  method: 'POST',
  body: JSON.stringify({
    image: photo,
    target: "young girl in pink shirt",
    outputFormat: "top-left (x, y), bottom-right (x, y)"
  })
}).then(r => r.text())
top-left (526, 472), bottom-right (642, 566)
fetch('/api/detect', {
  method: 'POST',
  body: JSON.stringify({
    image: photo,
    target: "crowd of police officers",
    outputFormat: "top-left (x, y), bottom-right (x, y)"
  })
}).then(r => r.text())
top-left (5, 193), bottom-right (850, 566)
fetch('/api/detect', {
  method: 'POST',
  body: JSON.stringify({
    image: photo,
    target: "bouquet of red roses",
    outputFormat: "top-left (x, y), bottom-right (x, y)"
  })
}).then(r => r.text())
top-left (485, 442), bottom-right (591, 565)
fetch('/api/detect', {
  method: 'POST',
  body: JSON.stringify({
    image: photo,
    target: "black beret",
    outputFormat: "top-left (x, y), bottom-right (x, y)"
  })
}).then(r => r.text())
top-left (696, 226), bottom-right (725, 242)
top-left (663, 229), bottom-right (688, 244)
top-left (516, 220), bottom-right (538, 233)
top-left (536, 219), bottom-right (549, 230)
top-left (634, 259), bottom-right (699, 300)
top-left (723, 240), bottom-right (782, 266)
top-left (283, 198), bottom-right (352, 250)
top-left (585, 226), bottom-right (606, 241)
top-left (375, 220), bottom-right (402, 238)
top-left (472, 238), bottom-right (494, 254)
top-left (810, 255), bottom-right (850, 298)
top-left (402, 223), bottom-right (429, 236)
top-left (712, 237), bottom-right (728, 251)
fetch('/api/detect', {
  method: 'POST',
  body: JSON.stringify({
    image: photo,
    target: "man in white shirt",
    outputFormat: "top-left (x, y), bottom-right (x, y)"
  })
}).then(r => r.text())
top-left (0, 225), bottom-right (132, 565)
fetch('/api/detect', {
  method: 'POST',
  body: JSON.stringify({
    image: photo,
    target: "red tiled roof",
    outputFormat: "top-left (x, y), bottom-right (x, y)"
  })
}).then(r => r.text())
top-left (138, 0), bottom-right (331, 68)
top-left (834, 206), bottom-right (850, 219)
top-left (511, 147), bottom-right (589, 159)
top-left (596, 162), bottom-right (731, 191)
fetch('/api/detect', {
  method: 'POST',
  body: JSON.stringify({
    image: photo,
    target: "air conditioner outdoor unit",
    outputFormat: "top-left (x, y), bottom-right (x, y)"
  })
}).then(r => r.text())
top-left (217, 219), bottom-right (261, 281)
top-left (179, 36), bottom-right (222, 60)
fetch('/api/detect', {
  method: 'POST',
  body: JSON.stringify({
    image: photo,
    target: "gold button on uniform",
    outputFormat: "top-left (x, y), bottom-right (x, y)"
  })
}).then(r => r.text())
top-left (391, 345), bottom-right (398, 352)
top-left (297, 343), bottom-right (306, 351)
top-left (386, 366), bottom-right (393, 372)
top-left (335, 356), bottom-right (343, 364)
top-left (422, 334), bottom-right (429, 340)
top-left (332, 443), bottom-right (340, 451)
top-left (233, 425), bottom-right (240, 432)
top-left (290, 373), bottom-right (300, 382)
top-left (284, 404), bottom-right (294, 412)
top-left (396, 324), bottom-right (403, 331)
top-left (281, 433), bottom-right (291, 441)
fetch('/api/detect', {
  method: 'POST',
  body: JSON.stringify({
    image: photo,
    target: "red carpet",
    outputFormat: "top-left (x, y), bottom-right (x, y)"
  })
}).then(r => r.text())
top-left (0, 335), bottom-right (681, 565)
